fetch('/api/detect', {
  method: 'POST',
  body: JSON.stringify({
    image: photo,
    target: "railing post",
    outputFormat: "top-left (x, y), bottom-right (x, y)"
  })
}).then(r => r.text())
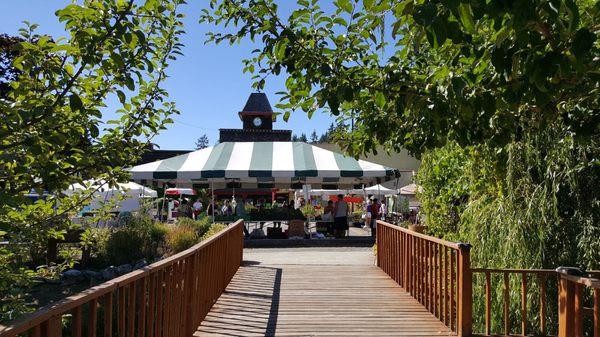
top-left (557, 267), bottom-right (585, 337)
top-left (457, 243), bottom-right (472, 337)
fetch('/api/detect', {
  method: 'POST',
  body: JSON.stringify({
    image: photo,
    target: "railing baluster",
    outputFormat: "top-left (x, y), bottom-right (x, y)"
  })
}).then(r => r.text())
top-left (539, 274), bottom-right (546, 335)
top-left (504, 272), bottom-right (510, 336)
top-left (127, 282), bottom-right (136, 337)
top-left (138, 277), bottom-right (147, 337)
top-left (451, 250), bottom-right (456, 331)
top-left (147, 274), bottom-right (155, 337)
top-left (118, 286), bottom-right (126, 337)
top-left (574, 283), bottom-right (584, 337)
top-left (71, 306), bottom-right (82, 337)
top-left (485, 271), bottom-right (491, 336)
top-left (104, 292), bottom-right (113, 337)
top-left (88, 298), bottom-right (98, 337)
top-left (521, 273), bottom-right (527, 336)
top-left (594, 288), bottom-right (599, 337)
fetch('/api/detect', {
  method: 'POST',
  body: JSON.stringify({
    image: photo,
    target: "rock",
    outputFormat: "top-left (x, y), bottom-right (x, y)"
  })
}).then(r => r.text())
top-left (82, 270), bottom-right (101, 281)
top-left (133, 260), bottom-right (148, 269)
top-left (101, 266), bottom-right (117, 280)
top-left (62, 269), bottom-right (85, 282)
top-left (116, 264), bottom-right (133, 276)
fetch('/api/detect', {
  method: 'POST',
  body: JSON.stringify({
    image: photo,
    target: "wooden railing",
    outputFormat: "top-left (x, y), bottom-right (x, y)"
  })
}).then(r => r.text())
top-left (470, 268), bottom-right (558, 336)
top-left (376, 220), bottom-right (473, 336)
top-left (0, 220), bottom-right (244, 337)
top-left (377, 220), bottom-right (600, 337)
top-left (557, 268), bottom-right (600, 337)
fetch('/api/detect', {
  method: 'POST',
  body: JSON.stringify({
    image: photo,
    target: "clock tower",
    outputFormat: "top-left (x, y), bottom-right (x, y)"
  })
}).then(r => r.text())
top-left (219, 93), bottom-right (292, 142)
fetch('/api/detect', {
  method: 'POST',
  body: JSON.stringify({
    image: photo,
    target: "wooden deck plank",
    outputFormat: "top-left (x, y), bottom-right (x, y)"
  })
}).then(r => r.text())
top-left (196, 263), bottom-right (453, 336)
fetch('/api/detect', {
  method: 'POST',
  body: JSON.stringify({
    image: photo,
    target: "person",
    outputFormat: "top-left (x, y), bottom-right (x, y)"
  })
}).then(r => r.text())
top-left (235, 198), bottom-right (246, 217)
top-left (370, 198), bottom-right (380, 238)
top-left (192, 199), bottom-right (203, 219)
top-left (221, 200), bottom-right (233, 216)
top-left (333, 194), bottom-right (348, 238)
top-left (380, 200), bottom-right (387, 220)
top-left (207, 200), bottom-right (216, 216)
top-left (363, 199), bottom-right (373, 230)
top-left (322, 200), bottom-right (334, 222)
top-left (177, 199), bottom-right (193, 219)
top-left (409, 209), bottom-right (418, 224)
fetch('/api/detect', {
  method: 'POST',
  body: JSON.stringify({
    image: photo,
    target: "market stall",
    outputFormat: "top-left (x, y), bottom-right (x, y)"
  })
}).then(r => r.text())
top-left (130, 141), bottom-right (399, 238)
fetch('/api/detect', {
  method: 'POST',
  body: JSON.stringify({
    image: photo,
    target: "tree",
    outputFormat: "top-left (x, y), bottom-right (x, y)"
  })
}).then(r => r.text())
top-left (195, 134), bottom-right (210, 149)
top-left (0, 0), bottom-right (185, 321)
top-left (201, 2), bottom-right (600, 331)
top-left (298, 133), bottom-right (308, 142)
top-left (0, 34), bottom-right (23, 98)
top-left (309, 130), bottom-right (319, 143)
top-left (201, 0), bottom-right (599, 158)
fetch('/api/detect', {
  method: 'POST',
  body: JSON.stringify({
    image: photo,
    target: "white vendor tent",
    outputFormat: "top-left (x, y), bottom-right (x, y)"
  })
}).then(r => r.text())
top-left (65, 180), bottom-right (157, 213)
top-left (130, 142), bottom-right (397, 189)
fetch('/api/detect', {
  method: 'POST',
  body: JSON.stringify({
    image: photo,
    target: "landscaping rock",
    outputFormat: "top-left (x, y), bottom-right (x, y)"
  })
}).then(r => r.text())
top-left (134, 260), bottom-right (147, 269)
top-left (116, 264), bottom-right (133, 275)
top-left (62, 269), bottom-right (85, 282)
top-left (101, 266), bottom-right (117, 280)
top-left (82, 270), bottom-right (101, 281)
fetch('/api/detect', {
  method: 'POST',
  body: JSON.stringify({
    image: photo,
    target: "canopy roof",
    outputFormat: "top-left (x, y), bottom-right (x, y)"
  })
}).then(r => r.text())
top-left (400, 183), bottom-right (421, 195)
top-left (130, 142), bottom-right (397, 188)
top-left (361, 184), bottom-right (399, 195)
top-left (67, 180), bottom-right (157, 198)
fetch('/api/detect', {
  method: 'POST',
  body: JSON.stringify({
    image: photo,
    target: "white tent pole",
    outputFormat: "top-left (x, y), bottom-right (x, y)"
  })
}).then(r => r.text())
top-left (211, 181), bottom-right (215, 224)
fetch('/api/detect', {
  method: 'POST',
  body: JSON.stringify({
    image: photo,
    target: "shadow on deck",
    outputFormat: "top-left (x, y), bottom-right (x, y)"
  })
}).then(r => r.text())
top-left (196, 253), bottom-right (453, 336)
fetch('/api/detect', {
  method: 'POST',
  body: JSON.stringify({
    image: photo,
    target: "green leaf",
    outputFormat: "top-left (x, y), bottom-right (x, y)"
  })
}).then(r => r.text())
top-left (116, 90), bottom-right (126, 104)
top-left (69, 94), bottom-right (83, 112)
top-left (336, 0), bottom-right (353, 14)
top-left (374, 91), bottom-right (386, 108)
top-left (571, 28), bottom-right (595, 59)
top-left (458, 3), bottom-right (475, 32)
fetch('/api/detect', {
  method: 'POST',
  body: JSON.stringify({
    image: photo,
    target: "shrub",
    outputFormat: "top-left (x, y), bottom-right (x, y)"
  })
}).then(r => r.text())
top-left (165, 225), bottom-right (198, 254)
top-left (177, 216), bottom-right (212, 237)
top-left (104, 229), bottom-right (147, 265)
top-left (200, 223), bottom-right (227, 241)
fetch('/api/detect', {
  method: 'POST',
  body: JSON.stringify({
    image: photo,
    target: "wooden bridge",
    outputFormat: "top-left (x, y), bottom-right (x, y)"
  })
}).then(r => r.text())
top-left (1, 220), bottom-right (598, 337)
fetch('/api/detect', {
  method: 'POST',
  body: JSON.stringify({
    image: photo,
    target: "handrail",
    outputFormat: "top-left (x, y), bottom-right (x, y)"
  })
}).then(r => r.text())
top-left (376, 220), bottom-right (472, 336)
top-left (556, 268), bottom-right (600, 337)
top-left (0, 220), bottom-right (244, 337)
top-left (471, 268), bottom-right (558, 336)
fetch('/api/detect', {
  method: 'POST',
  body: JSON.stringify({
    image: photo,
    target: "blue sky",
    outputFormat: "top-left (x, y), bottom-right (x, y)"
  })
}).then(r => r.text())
top-left (0, 1), bottom-right (335, 150)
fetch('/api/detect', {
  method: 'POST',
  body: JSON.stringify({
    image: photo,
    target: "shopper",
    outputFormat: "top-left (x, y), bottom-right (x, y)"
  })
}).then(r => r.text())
top-left (333, 194), bottom-right (348, 238)
top-left (371, 198), bottom-right (380, 238)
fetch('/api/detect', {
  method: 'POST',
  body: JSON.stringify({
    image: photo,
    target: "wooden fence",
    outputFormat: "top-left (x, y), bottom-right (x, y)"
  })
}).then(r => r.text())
top-left (376, 220), bottom-right (600, 337)
top-left (0, 220), bottom-right (244, 337)
top-left (376, 220), bottom-right (472, 336)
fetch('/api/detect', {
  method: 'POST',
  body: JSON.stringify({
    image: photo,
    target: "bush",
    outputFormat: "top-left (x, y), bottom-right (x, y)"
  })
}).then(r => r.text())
top-left (200, 223), bottom-right (227, 241)
top-left (104, 230), bottom-right (146, 265)
top-left (177, 216), bottom-right (213, 237)
top-left (165, 225), bottom-right (198, 254)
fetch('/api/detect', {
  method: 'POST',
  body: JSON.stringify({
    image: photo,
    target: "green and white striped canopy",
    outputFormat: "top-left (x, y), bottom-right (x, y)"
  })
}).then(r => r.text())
top-left (130, 142), bottom-right (397, 188)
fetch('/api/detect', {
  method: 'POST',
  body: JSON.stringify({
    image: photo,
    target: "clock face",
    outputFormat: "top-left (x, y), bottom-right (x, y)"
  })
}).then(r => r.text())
top-left (252, 117), bottom-right (262, 127)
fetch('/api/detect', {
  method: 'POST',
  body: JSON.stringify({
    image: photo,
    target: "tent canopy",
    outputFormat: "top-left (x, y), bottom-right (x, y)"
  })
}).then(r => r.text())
top-left (400, 183), bottom-right (421, 195)
top-left (67, 180), bottom-right (157, 198)
top-left (130, 142), bottom-right (397, 188)
top-left (360, 184), bottom-right (399, 195)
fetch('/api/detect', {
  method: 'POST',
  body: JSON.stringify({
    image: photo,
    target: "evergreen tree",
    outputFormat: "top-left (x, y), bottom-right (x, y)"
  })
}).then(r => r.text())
top-left (195, 134), bottom-right (210, 150)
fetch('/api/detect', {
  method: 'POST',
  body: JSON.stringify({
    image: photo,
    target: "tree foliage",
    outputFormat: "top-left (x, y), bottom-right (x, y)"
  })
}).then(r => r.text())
top-left (195, 133), bottom-right (210, 149)
top-left (201, 0), bottom-right (599, 157)
top-left (0, 34), bottom-right (23, 98)
top-left (0, 0), bottom-right (185, 321)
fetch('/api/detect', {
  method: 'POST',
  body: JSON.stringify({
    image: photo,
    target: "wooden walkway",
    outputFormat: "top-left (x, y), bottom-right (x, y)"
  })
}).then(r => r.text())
top-left (195, 248), bottom-right (453, 336)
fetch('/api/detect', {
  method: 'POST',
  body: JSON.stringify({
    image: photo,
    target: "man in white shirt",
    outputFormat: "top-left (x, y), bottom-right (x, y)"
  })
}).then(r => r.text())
top-left (192, 199), bottom-right (203, 220)
top-left (333, 194), bottom-right (348, 238)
